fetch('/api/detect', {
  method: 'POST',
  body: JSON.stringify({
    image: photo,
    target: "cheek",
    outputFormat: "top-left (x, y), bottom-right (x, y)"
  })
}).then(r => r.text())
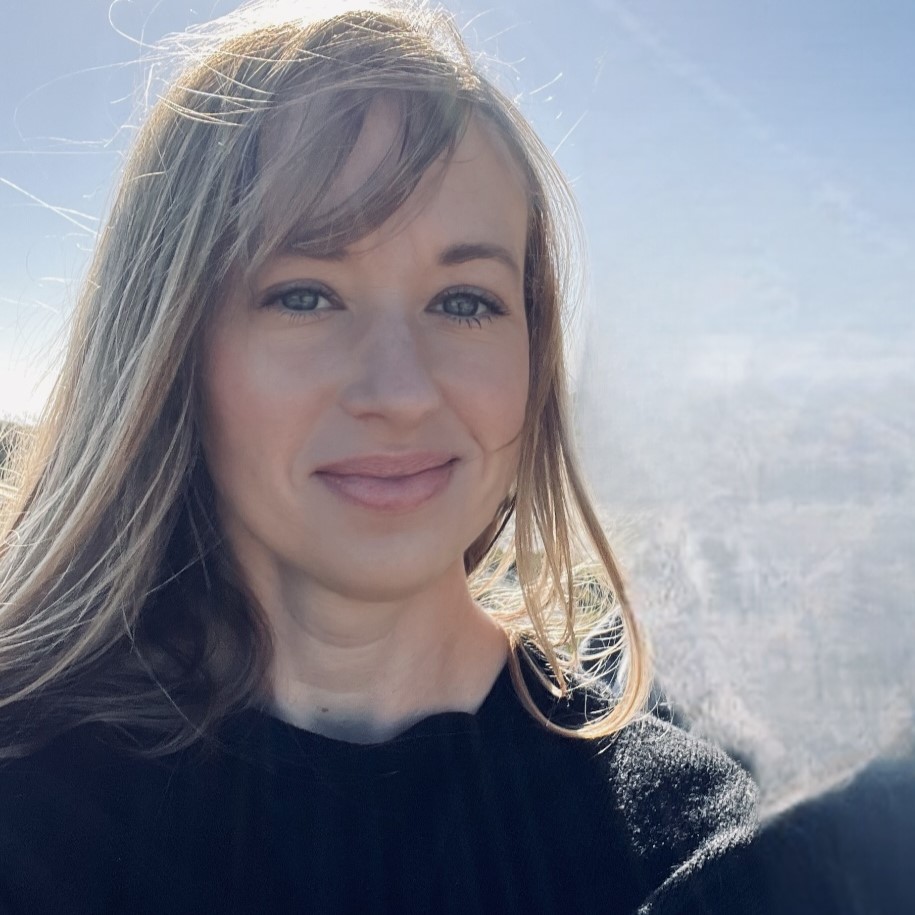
top-left (200, 330), bottom-right (331, 481)
top-left (441, 335), bottom-right (530, 454)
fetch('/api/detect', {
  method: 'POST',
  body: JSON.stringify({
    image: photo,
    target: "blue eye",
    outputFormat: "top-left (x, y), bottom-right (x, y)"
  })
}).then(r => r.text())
top-left (279, 290), bottom-right (323, 311)
top-left (263, 286), bottom-right (336, 318)
top-left (259, 283), bottom-right (508, 328)
top-left (433, 288), bottom-right (507, 328)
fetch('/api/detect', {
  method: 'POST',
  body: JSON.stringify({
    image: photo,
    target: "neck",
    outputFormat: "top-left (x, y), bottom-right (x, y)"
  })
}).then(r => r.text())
top-left (243, 559), bottom-right (509, 744)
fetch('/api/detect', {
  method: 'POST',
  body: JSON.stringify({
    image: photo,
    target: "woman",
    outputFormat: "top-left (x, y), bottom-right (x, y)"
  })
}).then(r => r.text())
top-left (0, 2), bottom-right (760, 912)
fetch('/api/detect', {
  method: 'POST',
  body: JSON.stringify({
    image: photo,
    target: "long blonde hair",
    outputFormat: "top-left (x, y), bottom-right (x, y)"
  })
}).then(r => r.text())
top-left (0, 0), bottom-right (650, 758)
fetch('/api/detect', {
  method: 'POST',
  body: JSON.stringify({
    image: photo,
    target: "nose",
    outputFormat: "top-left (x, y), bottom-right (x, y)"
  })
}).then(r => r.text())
top-left (339, 314), bottom-right (443, 426)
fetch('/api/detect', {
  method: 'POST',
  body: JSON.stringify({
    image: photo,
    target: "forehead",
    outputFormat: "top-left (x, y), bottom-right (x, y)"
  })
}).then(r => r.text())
top-left (255, 93), bottom-right (530, 262)
top-left (335, 96), bottom-right (526, 211)
top-left (358, 112), bottom-right (528, 256)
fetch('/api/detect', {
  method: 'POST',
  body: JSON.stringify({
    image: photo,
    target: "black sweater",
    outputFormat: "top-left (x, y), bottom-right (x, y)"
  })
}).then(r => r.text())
top-left (0, 654), bottom-right (762, 914)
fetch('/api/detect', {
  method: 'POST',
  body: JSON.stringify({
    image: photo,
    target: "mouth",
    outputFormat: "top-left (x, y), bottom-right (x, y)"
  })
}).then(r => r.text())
top-left (315, 459), bottom-right (458, 512)
top-left (314, 451), bottom-right (457, 478)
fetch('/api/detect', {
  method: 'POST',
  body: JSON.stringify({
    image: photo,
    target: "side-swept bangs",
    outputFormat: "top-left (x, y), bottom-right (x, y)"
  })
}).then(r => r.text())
top-left (167, 10), bottom-right (503, 285)
top-left (239, 84), bottom-right (475, 271)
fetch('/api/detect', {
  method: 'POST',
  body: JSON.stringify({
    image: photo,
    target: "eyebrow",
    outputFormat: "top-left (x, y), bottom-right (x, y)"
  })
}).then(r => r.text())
top-left (437, 242), bottom-right (522, 278)
top-left (285, 240), bottom-right (522, 278)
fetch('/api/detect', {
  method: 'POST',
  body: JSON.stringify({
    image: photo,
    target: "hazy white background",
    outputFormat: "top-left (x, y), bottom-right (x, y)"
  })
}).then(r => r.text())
top-left (1, 0), bottom-right (912, 811)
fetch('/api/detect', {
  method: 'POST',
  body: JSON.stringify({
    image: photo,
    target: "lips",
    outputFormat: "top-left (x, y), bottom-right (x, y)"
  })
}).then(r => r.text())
top-left (314, 453), bottom-right (457, 512)
top-left (314, 452), bottom-right (456, 478)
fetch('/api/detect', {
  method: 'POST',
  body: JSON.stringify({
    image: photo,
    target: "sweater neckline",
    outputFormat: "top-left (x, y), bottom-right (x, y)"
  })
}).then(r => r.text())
top-left (218, 651), bottom-right (521, 775)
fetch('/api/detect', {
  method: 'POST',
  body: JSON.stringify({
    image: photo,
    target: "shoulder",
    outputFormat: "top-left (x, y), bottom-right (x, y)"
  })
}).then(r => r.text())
top-left (0, 729), bottom-right (119, 912)
top-left (0, 725), bottom-right (182, 914)
top-left (604, 714), bottom-right (758, 849)
top-left (568, 712), bottom-right (760, 914)
top-left (0, 723), bottom-right (172, 836)
top-left (602, 716), bottom-right (757, 859)
top-left (514, 651), bottom-right (762, 911)
top-left (517, 644), bottom-right (758, 833)
top-left (517, 645), bottom-right (758, 843)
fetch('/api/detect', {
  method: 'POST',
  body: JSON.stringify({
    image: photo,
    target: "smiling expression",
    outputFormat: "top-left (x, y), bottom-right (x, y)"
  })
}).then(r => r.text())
top-left (201, 101), bottom-right (531, 602)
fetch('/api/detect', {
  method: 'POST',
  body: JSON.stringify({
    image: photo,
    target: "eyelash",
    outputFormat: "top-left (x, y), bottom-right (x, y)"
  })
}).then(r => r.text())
top-left (260, 283), bottom-right (508, 328)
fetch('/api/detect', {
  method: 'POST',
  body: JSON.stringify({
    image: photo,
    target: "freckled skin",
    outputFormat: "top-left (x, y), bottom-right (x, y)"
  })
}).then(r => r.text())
top-left (199, 103), bottom-right (529, 733)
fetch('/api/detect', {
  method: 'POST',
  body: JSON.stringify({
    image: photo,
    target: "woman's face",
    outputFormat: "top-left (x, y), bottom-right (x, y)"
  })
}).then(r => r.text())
top-left (201, 105), bottom-right (530, 602)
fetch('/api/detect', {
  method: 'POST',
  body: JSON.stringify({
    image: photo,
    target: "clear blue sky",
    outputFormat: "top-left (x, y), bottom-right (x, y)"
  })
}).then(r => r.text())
top-left (1, 0), bottom-right (913, 417)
